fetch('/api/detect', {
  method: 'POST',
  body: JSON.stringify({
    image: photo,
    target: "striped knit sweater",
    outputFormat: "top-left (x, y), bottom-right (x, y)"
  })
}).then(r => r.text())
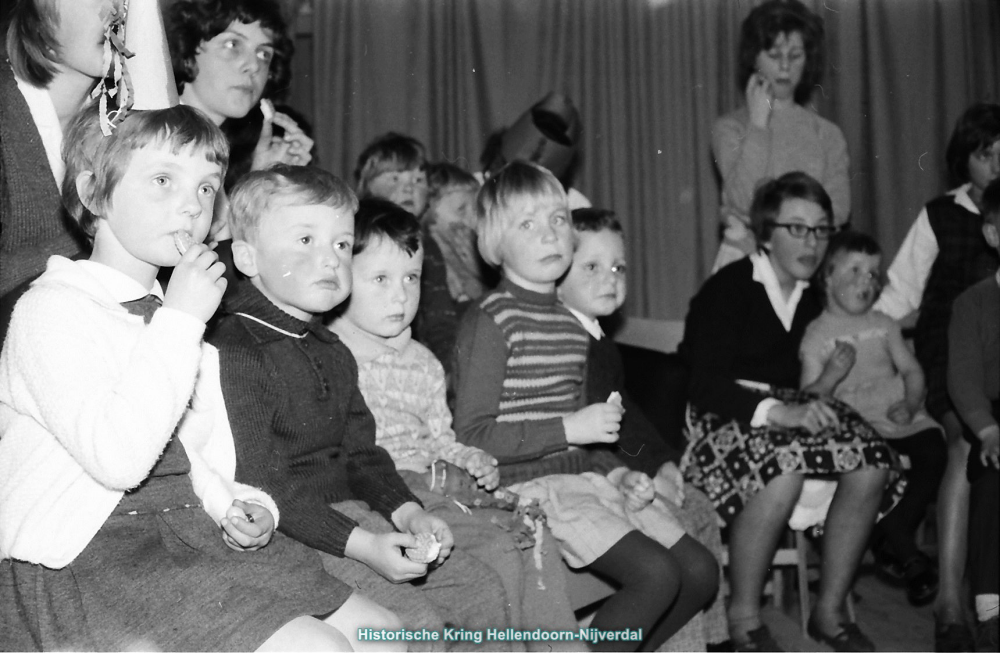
top-left (453, 277), bottom-right (592, 484)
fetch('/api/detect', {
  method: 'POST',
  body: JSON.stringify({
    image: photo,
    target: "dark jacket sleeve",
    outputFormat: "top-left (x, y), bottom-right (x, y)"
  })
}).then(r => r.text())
top-left (681, 263), bottom-right (772, 423)
top-left (413, 234), bottom-right (459, 374)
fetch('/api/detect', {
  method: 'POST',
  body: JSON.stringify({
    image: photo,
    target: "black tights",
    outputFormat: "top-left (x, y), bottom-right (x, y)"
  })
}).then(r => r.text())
top-left (585, 532), bottom-right (720, 651)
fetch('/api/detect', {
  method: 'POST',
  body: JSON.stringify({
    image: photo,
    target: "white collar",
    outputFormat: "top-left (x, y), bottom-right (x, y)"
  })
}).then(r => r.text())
top-left (76, 260), bottom-right (165, 304)
top-left (328, 318), bottom-right (412, 364)
top-left (565, 306), bottom-right (604, 340)
top-left (14, 74), bottom-right (65, 187)
top-left (950, 183), bottom-right (981, 215)
top-left (750, 251), bottom-right (810, 331)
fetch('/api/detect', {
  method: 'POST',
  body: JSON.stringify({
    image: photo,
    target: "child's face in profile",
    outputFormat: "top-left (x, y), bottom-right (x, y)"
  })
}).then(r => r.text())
top-left (431, 186), bottom-right (478, 230)
top-left (968, 139), bottom-right (1000, 196)
top-left (101, 142), bottom-right (221, 269)
top-left (368, 167), bottom-right (428, 217)
top-left (558, 229), bottom-right (627, 320)
top-left (343, 236), bottom-right (423, 341)
top-left (241, 203), bottom-right (355, 321)
top-left (499, 194), bottom-right (573, 293)
top-left (825, 250), bottom-right (882, 317)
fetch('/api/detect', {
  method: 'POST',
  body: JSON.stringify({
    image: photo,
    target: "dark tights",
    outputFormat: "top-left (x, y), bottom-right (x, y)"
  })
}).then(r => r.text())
top-left (585, 531), bottom-right (719, 651)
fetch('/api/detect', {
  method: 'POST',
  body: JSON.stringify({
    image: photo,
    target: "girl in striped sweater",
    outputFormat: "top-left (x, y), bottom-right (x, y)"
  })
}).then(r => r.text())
top-left (452, 161), bottom-right (708, 651)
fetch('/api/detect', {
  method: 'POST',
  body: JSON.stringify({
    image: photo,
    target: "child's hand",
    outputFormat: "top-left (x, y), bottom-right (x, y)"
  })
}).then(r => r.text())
top-left (654, 461), bottom-right (685, 507)
top-left (345, 528), bottom-right (430, 583)
top-left (163, 244), bottom-right (227, 323)
top-left (395, 507), bottom-right (454, 566)
top-left (886, 400), bottom-right (915, 425)
top-left (768, 400), bottom-right (839, 434)
top-left (978, 426), bottom-right (1000, 470)
top-left (564, 403), bottom-right (622, 445)
top-left (463, 450), bottom-right (500, 491)
top-left (819, 341), bottom-right (856, 389)
top-left (620, 471), bottom-right (655, 512)
top-left (221, 500), bottom-right (273, 551)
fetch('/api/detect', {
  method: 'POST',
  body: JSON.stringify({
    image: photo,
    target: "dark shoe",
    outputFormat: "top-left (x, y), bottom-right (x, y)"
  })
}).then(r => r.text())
top-left (902, 554), bottom-right (939, 606)
top-left (872, 545), bottom-right (906, 586)
top-left (974, 617), bottom-right (998, 653)
top-left (807, 619), bottom-right (875, 652)
top-left (936, 620), bottom-right (975, 652)
top-left (732, 625), bottom-right (783, 652)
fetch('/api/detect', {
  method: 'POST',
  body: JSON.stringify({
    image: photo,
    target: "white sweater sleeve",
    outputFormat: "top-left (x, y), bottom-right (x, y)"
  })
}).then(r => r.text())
top-left (874, 207), bottom-right (939, 321)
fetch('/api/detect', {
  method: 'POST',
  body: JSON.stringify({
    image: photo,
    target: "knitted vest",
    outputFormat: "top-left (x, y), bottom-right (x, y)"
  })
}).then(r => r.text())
top-left (479, 283), bottom-right (588, 423)
top-left (919, 195), bottom-right (1000, 316)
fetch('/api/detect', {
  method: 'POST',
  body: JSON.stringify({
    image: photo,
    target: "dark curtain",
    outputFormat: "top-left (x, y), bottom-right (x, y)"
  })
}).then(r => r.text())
top-left (287, 0), bottom-right (1000, 320)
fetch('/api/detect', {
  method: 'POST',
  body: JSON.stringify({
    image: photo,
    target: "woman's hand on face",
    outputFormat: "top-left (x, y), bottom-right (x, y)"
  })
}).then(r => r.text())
top-left (768, 400), bottom-right (839, 434)
top-left (251, 111), bottom-right (314, 171)
top-left (745, 72), bottom-right (774, 129)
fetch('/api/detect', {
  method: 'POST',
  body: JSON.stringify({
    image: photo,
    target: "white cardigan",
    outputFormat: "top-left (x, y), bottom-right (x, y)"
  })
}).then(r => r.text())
top-left (0, 257), bottom-right (278, 568)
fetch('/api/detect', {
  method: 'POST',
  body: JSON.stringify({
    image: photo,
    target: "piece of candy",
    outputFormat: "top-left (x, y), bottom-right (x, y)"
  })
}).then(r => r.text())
top-left (173, 231), bottom-right (195, 255)
top-left (607, 391), bottom-right (623, 408)
top-left (260, 98), bottom-right (275, 121)
top-left (404, 532), bottom-right (441, 564)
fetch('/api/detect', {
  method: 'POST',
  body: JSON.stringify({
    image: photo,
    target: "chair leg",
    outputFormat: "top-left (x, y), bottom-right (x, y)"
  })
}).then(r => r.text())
top-left (796, 530), bottom-right (810, 635)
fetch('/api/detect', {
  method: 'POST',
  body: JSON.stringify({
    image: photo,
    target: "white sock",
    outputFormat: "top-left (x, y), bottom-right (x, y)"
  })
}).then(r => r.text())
top-left (976, 594), bottom-right (999, 622)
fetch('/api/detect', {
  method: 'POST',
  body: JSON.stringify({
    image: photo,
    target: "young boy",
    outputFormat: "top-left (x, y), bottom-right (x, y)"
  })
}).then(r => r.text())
top-left (328, 197), bottom-right (579, 647)
top-left (556, 207), bottom-right (727, 649)
top-left (948, 178), bottom-right (1000, 651)
top-left (354, 133), bottom-right (458, 374)
top-left (0, 105), bottom-right (372, 652)
top-left (210, 165), bottom-right (511, 649)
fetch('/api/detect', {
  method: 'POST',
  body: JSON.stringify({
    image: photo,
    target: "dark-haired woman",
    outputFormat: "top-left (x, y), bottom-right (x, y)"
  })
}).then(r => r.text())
top-left (711, 0), bottom-right (850, 272)
top-left (0, 0), bottom-right (104, 297)
top-left (681, 172), bottom-right (896, 651)
top-left (166, 0), bottom-right (313, 239)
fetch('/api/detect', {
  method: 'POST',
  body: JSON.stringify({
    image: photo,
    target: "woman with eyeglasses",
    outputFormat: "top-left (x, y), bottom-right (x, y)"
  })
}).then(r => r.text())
top-left (710, 0), bottom-right (850, 274)
top-left (874, 103), bottom-right (1000, 652)
top-left (679, 172), bottom-right (898, 652)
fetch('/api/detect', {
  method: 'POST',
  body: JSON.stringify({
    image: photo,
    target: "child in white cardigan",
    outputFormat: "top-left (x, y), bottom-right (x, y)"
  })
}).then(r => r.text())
top-left (0, 104), bottom-right (397, 652)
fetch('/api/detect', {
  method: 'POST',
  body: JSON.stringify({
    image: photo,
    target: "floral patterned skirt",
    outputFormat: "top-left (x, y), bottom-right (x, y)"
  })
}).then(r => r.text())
top-left (681, 385), bottom-right (906, 526)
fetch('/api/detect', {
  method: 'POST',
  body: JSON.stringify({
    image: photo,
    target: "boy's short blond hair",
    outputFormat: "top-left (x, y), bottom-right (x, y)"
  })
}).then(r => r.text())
top-left (229, 165), bottom-right (358, 243)
top-left (476, 160), bottom-right (567, 267)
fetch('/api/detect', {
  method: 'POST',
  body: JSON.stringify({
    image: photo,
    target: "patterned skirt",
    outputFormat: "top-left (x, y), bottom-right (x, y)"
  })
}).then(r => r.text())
top-left (681, 385), bottom-right (906, 526)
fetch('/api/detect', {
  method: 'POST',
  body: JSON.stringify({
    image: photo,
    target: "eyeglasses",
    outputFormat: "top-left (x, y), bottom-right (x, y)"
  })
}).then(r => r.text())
top-left (770, 223), bottom-right (838, 240)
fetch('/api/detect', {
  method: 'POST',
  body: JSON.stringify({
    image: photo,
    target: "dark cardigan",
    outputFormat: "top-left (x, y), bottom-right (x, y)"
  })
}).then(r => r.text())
top-left (0, 61), bottom-right (84, 296)
top-left (210, 281), bottom-right (419, 558)
top-left (678, 257), bottom-right (823, 424)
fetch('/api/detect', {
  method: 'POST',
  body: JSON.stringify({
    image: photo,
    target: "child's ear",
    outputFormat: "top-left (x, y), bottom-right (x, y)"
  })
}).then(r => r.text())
top-left (983, 222), bottom-right (1000, 249)
top-left (75, 171), bottom-right (99, 214)
top-left (231, 240), bottom-right (259, 278)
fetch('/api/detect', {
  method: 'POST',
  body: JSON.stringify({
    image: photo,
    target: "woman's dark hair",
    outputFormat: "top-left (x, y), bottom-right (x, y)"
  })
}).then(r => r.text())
top-left (945, 103), bottom-right (1000, 185)
top-left (353, 197), bottom-right (422, 257)
top-left (815, 229), bottom-right (882, 300)
top-left (750, 171), bottom-right (833, 243)
top-left (738, 0), bottom-right (825, 106)
top-left (166, 0), bottom-right (293, 99)
top-left (6, 0), bottom-right (62, 87)
top-left (570, 208), bottom-right (623, 235)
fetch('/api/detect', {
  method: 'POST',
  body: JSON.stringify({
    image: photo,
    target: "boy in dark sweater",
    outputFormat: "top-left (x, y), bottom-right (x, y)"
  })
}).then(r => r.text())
top-left (210, 165), bottom-right (510, 650)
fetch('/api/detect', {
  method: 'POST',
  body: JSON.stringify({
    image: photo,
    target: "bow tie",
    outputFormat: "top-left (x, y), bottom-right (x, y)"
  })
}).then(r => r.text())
top-left (120, 294), bottom-right (163, 324)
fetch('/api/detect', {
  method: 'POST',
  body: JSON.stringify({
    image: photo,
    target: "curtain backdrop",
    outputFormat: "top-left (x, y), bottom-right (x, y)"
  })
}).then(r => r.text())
top-left (287, 0), bottom-right (1000, 320)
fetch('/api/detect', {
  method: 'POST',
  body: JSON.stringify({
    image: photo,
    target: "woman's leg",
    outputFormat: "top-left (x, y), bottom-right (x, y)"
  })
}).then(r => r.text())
top-left (812, 467), bottom-right (888, 634)
top-left (642, 534), bottom-right (720, 650)
top-left (323, 594), bottom-right (408, 652)
top-left (585, 530), bottom-right (681, 652)
top-left (726, 473), bottom-right (804, 643)
top-left (255, 615), bottom-right (354, 652)
top-left (935, 412), bottom-right (972, 625)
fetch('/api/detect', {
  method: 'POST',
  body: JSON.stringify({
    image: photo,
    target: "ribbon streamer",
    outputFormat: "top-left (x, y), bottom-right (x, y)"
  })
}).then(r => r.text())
top-left (91, 0), bottom-right (136, 135)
